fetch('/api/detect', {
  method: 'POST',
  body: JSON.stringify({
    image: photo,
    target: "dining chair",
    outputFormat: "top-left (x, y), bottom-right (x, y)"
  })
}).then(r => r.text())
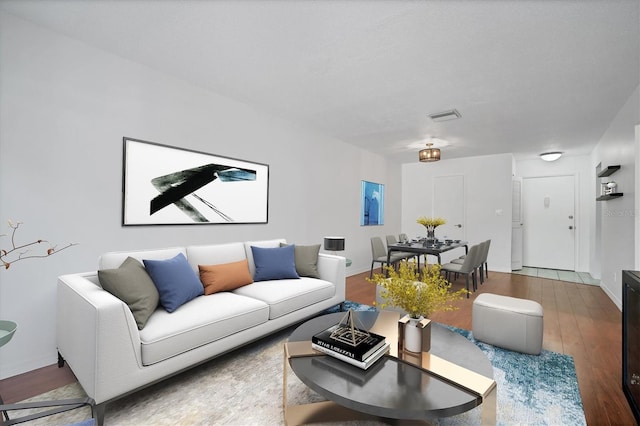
top-left (385, 235), bottom-right (417, 262)
top-left (480, 239), bottom-right (491, 281)
top-left (398, 233), bottom-right (429, 265)
top-left (370, 236), bottom-right (407, 278)
top-left (440, 243), bottom-right (482, 297)
top-left (450, 239), bottom-right (490, 284)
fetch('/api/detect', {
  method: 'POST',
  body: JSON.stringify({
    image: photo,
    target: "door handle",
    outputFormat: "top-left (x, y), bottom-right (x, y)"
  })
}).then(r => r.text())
top-left (569, 226), bottom-right (574, 230)
top-left (454, 224), bottom-right (462, 228)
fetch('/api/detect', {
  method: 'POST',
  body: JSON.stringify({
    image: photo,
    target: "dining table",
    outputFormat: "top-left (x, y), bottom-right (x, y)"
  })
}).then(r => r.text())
top-left (386, 240), bottom-right (468, 272)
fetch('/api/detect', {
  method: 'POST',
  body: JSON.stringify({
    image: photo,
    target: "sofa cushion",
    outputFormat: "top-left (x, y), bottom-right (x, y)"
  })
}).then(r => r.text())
top-left (186, 242), bottom-right (247, 274)
top-left (251, 245), bottom-right (299, 281)
top-left (97, 257), bottom-right (159, 329)
top-left (243, 239), bottom-right (286, 276)
top-left (233, 277), bottom-right (335, 319)
top-left (143, 253), bottom-right (204, 313)
top-left (198, 259), bottom-right (253, 295)
top-left (99, 247), bottom-right (186, 270)
top-left (280, 243), bottom-right (321, 278)
top-left (139, 292), bottom-right (269, 365)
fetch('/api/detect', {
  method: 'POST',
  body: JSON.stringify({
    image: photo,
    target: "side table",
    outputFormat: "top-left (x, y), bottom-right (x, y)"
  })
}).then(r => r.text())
top-left (0, 320), bottom-right (95, 425)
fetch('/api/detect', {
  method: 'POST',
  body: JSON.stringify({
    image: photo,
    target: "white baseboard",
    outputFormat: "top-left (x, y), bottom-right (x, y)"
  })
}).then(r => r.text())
top-left (600, 281), bottom-right (622, 311)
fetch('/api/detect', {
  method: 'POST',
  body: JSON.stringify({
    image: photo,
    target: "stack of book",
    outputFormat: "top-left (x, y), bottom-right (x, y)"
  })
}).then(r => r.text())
top-left (311, 323), bottom-right (389, 370)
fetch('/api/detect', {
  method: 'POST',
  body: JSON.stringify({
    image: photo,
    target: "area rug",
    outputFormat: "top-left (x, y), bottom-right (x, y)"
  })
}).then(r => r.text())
top-left (439, 325), bottom-right (586, 426)
top-left (14, 302), bottom-right (585, 426)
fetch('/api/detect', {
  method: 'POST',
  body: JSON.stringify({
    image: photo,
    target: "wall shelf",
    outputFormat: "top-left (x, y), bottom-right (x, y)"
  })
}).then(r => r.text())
top-left (598, 165), bottom-right (621, 177)
top-left (596, 193), bottom-right (623, 201)
top-left (597, 165), bottom-right (622, 200)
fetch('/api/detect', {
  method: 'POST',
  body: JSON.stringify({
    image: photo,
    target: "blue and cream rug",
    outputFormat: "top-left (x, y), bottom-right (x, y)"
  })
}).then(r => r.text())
top-left (437, 325), bottom-right (585, 425)
top-left (16, 302), bottom-right (585, 425)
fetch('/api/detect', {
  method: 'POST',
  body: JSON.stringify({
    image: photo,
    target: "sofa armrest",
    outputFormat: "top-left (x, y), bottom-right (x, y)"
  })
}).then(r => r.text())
top-left (317, 254), bottom-right (346, 303)
top-left (57, 273), bottom-right (143, 404)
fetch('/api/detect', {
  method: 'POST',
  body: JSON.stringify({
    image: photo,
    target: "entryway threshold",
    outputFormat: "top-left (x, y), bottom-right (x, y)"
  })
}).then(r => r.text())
top-left (512, 267), bottom-right (600, 285)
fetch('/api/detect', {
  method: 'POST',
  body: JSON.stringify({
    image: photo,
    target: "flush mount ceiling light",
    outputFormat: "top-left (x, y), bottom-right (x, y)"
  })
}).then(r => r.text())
top-left (419, 143), bottom-right (441, 162)
top-left (540, 151), bottom-right (563, 162)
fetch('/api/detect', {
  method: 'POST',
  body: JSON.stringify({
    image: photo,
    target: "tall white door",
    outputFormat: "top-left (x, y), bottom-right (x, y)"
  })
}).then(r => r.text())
top-left (523, 175), bottom-right (575, 270)
top-left (433, 175), bottom-right (465, 241)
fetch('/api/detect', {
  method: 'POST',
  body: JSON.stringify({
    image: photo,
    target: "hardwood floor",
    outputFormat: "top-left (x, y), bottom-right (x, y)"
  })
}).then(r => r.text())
top-left (349, 268), bottom-right (636, 425)
top-left (0, 363), bottom-right (76, 404)
top-left (1, 269), bottom-right (635, 425)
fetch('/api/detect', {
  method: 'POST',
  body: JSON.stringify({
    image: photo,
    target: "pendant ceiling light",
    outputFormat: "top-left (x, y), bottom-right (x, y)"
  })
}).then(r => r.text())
top-left (419, 143), bottom-right (441, 162)
top-left (539, 151), bottom-right (563, 162)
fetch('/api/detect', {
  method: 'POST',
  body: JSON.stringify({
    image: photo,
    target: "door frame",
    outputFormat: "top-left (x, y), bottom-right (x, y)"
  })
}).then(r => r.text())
top-left (522, 173), bottom-right (579, 271)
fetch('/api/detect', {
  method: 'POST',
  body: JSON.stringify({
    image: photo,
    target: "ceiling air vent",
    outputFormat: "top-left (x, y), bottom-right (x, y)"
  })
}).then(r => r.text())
top-left (428, 109), bottom-right (461, 122)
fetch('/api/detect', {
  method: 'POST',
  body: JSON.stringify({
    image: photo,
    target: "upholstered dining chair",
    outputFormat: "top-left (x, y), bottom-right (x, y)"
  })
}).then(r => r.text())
top-left (385, 235), bottom-right (417, 262)
top-left (440, 243), bottom-right (482, 297)
top-left (479, 239), bottom-right (491, 281)
top-left (451, 239), bottom-right (491, 284)
top-left (370, 236), bottom-right (407, 278)
top-left (398, 233), bottom-right (429, 265)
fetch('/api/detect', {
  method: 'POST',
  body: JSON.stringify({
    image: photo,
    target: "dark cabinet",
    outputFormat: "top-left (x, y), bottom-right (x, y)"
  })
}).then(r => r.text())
top-left (623, 270), bottom-right (640, 423)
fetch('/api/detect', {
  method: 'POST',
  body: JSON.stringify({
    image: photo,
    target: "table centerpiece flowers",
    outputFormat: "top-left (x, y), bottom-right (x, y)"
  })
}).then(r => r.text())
top-left (368, 261), bottom-right (468, 352)
top-left (417, 216), bottom-right (446, 240)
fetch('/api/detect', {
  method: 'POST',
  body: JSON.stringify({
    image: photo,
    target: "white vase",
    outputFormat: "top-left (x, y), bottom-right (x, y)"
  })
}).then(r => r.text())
top-left (404, 316), bottom-right (424, 353)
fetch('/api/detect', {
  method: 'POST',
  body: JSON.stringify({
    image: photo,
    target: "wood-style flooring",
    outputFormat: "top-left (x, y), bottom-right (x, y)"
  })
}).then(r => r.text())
top-left (0, 270), bottom-right (635, 425)
top-left (348, 269), bottom-right (636, 425)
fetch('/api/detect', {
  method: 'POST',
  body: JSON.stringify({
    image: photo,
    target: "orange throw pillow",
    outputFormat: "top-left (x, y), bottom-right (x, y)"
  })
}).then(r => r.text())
top-left (199, 260), bottom-right (254, 295)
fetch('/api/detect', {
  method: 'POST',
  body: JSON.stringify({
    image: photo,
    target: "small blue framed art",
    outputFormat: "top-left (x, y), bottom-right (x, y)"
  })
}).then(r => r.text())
top-left (361, 180), bottom-right (384, 226)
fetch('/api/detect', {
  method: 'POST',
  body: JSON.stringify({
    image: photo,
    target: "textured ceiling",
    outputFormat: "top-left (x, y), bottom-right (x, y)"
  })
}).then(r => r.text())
top-left (1, 0), bottom-right (638, 163)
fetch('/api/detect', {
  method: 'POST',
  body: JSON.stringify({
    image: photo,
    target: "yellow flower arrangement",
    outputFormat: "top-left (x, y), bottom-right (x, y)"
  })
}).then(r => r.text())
top-left (367, 261), bottom-right (468, 318)
top-left (416, 216), bottom-right (446, 228)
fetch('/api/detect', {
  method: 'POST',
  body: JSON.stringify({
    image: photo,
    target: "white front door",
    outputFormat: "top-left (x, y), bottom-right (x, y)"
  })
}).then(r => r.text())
top-left (523, 175), bottom-right (575, 270)
top-left (433, 175), bottom-right (465, 241)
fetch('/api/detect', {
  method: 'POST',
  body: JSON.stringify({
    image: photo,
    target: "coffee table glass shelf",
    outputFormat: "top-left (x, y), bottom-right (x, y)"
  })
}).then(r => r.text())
top-left (284, 310), bottom-right (496, 425)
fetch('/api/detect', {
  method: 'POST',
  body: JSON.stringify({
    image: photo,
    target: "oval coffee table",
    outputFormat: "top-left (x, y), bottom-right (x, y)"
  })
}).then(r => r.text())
top-left (284, 310), bottom-right (496, 425)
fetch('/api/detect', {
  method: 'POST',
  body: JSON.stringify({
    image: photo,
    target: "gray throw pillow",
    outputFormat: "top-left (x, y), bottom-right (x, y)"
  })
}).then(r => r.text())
top-left (281, 243), bottom-right (321, 278)
top-left (98, 256), bottom-right (160, 329)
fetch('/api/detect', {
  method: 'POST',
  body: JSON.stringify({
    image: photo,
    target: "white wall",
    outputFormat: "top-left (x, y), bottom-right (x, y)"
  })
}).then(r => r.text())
top-left (515, 155), bottom-right (592, 274)
top-left (590, 86), bottom-right (639, 309)
top-left (0, 12), bottom-right (402, 378)
top-left (401, 153), bottom-right (513, 272)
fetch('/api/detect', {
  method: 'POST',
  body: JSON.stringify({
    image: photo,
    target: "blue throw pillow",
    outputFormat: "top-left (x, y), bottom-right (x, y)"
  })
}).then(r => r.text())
top-left (251, 245), bottom-right (300, 281)
top-left (143, 253), bottom-right (204, 313)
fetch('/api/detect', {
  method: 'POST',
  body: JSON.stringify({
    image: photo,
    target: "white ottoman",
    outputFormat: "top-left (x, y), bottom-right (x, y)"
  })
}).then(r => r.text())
top-left (472, 293), bottom-right (544, 355)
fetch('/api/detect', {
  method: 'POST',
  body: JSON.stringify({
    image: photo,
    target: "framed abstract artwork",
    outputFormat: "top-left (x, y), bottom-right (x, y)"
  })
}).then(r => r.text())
top-left (122, 138), bottom-right (269, 225)
top-left (360, 180), bottom-right (384, 226)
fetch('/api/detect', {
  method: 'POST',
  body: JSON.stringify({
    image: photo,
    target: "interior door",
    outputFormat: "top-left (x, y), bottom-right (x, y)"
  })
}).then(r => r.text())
top-left (433, 175), bottom-right (465, 241)
top-left (523, 175), bottom-right (575, 270)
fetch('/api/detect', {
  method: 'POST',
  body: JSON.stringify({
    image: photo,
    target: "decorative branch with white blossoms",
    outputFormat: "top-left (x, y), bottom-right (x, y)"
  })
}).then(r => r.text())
top-left (0, 220), bottom-right (76, 269)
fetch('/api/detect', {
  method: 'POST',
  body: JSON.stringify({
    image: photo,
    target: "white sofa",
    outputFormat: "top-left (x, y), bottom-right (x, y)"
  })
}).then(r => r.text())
top-left (56, 239), bottom-right (346, 424)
